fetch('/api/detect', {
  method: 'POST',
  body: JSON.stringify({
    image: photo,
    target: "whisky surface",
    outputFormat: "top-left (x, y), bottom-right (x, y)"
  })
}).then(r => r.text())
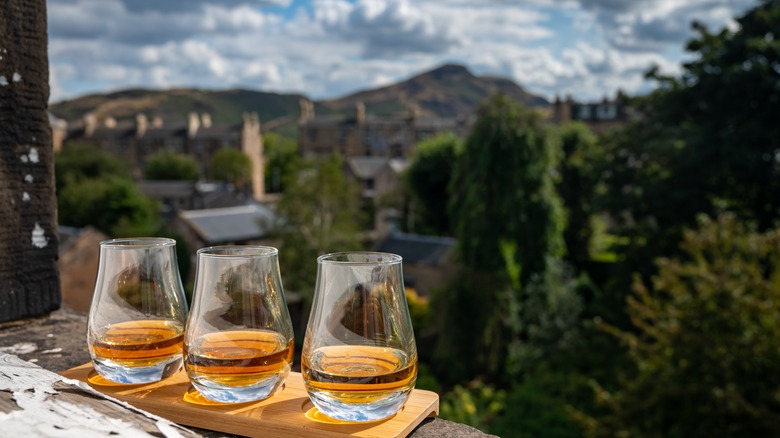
top-left (302, 345), bottom-right (417, 403)
top-left (89, 319), bottom-right (184, 367)
top-left (185, 329), bottom-right (293, 387)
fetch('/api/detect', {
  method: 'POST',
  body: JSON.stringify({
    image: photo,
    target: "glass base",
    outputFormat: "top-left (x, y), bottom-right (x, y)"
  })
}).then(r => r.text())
top-left (190, 373), bottom-right (287, 404)
top-left (307, 389), bottom-right (412, 422)
top-left (92, 355), bottom-right (182, 384)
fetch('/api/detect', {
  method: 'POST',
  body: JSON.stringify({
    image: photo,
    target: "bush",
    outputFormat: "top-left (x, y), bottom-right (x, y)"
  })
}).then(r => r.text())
top-left (589, 214), bottom-right (780, 437)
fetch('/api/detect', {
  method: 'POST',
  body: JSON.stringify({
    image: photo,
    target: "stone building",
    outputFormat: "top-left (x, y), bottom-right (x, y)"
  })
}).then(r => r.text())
top-left (298, 99), bottom-right (470, 233)
top-left (55, 112), bottom-right (266, 200)
top-left (551, 93), bottom-right (631, 134)
top-left (298, 99), bottom-right (471, 159)
top-left (344, 156), bottom-right (408, 235)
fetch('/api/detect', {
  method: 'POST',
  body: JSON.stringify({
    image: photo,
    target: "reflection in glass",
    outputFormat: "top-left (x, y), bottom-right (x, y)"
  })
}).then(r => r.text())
top-left (87, 238), bottom-right (188, 384)
top-left (302, 252), bottom-right (417, 422)
top-left (183, 246), bottom-right (294, 403)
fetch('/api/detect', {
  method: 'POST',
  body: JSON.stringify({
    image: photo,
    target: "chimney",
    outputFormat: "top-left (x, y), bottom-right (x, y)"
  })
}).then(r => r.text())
top-left (187, 111), bottom-right (200, 139)
top-left (407, 103), bottom-right (420, 122)
top-left (135, 113), bottom-right (148, 138)
top-left (201, 113), bottom-right (212, 128)
top-left (243, 112), bottom-right (261, 131)
top-left (298, 98), bottom-right (314, 124)
top-left (84, 112), bottom-right (97, 137)
top-left (355, 101), bottom-right (366, 125)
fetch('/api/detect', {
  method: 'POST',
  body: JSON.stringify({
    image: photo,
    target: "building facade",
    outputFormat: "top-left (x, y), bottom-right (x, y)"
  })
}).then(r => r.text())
top-left (550, 93), bottom-right (631, 134)
top-left (55, 112), bottom-right (265, 200)
top-left (298, 99), bottom-right (471, 159)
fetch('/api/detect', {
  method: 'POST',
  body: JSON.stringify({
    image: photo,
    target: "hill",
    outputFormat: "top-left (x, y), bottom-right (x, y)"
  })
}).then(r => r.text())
top-left (318, 64), bottom-right (548, 118)
top-left (49, 88), bottom-right (305, 127)
top-left (49, 64), bottom-right (549, 136)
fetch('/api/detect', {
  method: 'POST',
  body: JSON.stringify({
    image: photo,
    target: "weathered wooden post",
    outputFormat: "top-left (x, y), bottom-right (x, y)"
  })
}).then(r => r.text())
top-left (0, 0), bottom-right (60, 322)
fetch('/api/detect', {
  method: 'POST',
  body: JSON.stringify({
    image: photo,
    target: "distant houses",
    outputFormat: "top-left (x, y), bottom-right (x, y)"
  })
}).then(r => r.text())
top-left (550, 92), bottom-right (631, 134)
top-left (298, 99), bottom-right (471, 159)
top-left (52, 111), bottom-right (266, 200)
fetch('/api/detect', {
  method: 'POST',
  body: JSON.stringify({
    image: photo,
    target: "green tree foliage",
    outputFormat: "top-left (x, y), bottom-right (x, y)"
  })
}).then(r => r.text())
top-left (263, 133), bottom-right (300, 193)
top-left (556, 122), bottom-right (601, 268)
top-left (272, 155), bottom-right (364, 294)
top-left (56, 143), bottom-right (158, 236)
top-left (58, 177), bottom-right (158, 236)
top-left (143, 149), bottom-right (199, 181)
top-left (491, 370), bottom-right (586, 438)
top-left (405, 132), bottom-right (461, 235)
top-left (589, 214), bottom-right (780, 437)
top-left (433, 93), bottom-right (566, 382)
top-left (656, 0), bottom-right (780, 231)
top-left (211, 148), bottom-right (252, 189)
top-left (440, 380), bottom-right (506, 433)
top-left (598, 0), bottom-right (780, 280)
top-left (450, 93), bottom-right (565, 280)
top-left (55, 142), bottom-right (131, 191)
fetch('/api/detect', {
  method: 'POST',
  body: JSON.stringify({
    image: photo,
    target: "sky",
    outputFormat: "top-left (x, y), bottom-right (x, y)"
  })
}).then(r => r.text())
top-left (47, 0), bottom-right (758, 104)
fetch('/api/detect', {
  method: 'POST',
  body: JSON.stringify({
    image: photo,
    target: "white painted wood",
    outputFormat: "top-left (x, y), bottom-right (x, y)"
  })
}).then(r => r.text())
top-left (0, 354), bottom-right (200, 437)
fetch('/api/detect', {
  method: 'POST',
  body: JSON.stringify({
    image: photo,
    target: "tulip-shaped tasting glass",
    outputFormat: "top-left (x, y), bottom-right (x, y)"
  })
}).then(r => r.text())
top-left (302, 252), bottom-right (417, 422)
top-left (87, 238), bottom-right (189, 384)
top-left (183, 246), bottom-right (294, 403)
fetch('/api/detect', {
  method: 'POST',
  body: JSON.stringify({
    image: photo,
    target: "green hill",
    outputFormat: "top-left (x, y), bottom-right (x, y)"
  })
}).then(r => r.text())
top-left (49, 64), bottom-right (549, 137)
top-left (319, 63), bottom-right (549, 118)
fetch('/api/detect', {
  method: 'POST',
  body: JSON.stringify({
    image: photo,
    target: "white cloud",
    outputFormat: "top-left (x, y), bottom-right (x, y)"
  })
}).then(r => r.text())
top-left (46, 0), bottom-right (759, 104)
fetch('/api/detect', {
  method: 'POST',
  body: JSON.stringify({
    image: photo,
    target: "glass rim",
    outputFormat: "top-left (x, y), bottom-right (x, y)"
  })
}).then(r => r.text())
top-left (317, 251), bottom-right (402, 265)
top-left (99, 237), bottom-right (176, 248)
top-left (197, 245), bottom-right (278, 258)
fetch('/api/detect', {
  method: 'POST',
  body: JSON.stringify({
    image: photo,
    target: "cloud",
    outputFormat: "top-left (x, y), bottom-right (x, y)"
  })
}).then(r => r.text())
top-left (116, 0), bottom-right (290, 13)
top-left (48, 0), bottom-right (271, 46)
top-left (575, 0), bottom-right (757, 51)
top-left (46, 0), bottom-right (759, 105)
top-left (312, 0), bottom-right (460, 57)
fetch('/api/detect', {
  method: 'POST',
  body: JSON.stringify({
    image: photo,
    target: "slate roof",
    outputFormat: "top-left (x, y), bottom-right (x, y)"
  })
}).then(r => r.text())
top-left (346, 157), bottom-right (391, 179)
top-left (139, 181), bottom-right (198, 198)
top-left (178, 204), bottom-right (275, 244)
top-left (374, 232), bottom-right (455, 265)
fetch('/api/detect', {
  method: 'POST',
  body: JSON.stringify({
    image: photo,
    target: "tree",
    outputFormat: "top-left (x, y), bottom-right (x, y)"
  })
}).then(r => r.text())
top-left (272, 155), bottom-right (364, 295)
top-left (211, 148), bottom-right (252, 189)
top-left (589, 214), bottom-right (780, 437)
top-left (0, 0), bottom-right (61, 322)
top-left (653, 0), bottom-right (780, 231)
top-left (450, 93), bottom-right (565, 281)
top-left (55, 142), bottom-right (131, 191)
top-left (263, 133), bottom-right (299, 193)
top-left (58, 177), bottom-right (159, 237)
top-left (597, 0), bottom-right (780, 281)
top-left (405, 132), bottom-right (461, 236)
top-left (143, 149), bottom-right (199, 181)
top-left (433, 93), bottom-right (566, 381)
top-left (556, 122), bottom-right (601, 268)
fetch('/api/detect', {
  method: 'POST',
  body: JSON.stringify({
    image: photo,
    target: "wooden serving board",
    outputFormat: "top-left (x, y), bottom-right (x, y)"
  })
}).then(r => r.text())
top-left (60, 363), bottom-right (439, 438)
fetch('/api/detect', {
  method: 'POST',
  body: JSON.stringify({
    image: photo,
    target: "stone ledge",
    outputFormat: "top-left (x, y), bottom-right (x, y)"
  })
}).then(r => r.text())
top-left (0, 308), bottom-right (496, 438)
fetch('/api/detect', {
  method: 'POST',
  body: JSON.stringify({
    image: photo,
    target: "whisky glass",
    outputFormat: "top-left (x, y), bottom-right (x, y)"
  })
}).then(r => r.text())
top-left (302, 252), bottom-right (417, 422)
top-left (183, 246), bottom-right (294, 403)
top-left (87, 238), bottom-right (189, 384)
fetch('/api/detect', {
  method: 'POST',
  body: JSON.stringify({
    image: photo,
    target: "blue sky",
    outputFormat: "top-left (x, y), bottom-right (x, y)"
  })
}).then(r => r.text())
top-left (47, 0), bottom-right (757, 104)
